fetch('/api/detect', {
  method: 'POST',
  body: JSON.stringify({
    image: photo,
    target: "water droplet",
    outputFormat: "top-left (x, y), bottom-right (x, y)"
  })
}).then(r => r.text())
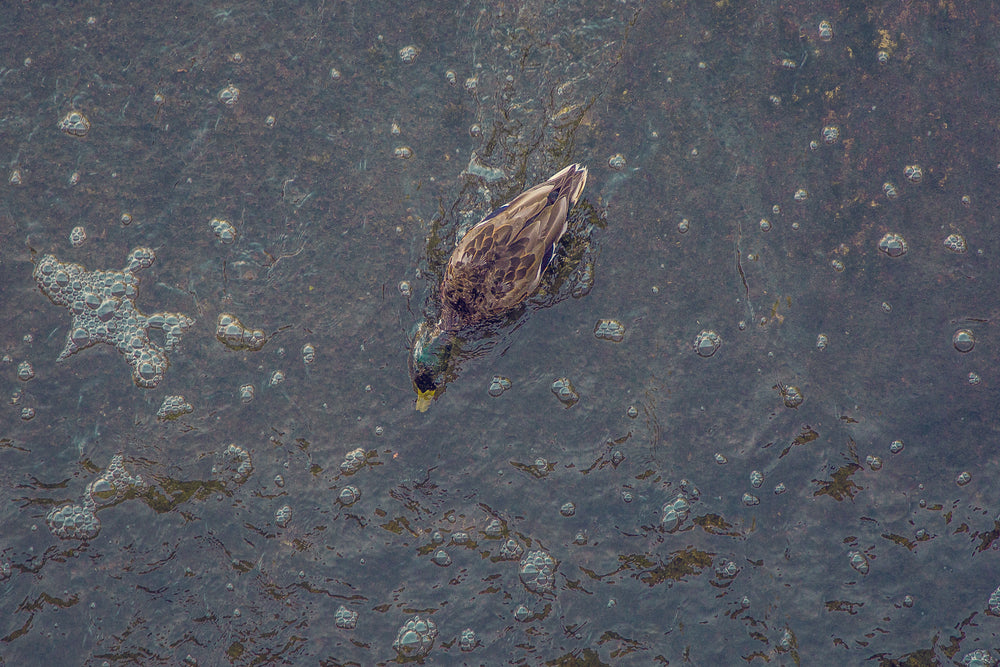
top-left (953, 329), bottom-right (975, 353)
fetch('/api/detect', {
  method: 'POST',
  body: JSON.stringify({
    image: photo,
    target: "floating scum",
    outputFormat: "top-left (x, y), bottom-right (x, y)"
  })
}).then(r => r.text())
top-left (408, 163), bottom-right (589, 411)
top-left (32, 247), bottom-right (195, 389)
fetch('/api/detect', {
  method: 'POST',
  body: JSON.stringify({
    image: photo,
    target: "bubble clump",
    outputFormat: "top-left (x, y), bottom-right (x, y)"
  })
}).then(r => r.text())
top-left (46, 503), bottom-right (101, 540)
top-left (32, 249), bottom-right (194, 388)
top-left (157, 395), bottom-right (193, 420)
top-left (519, 549), bottom-right (557, 594)
top-left (217, 84), bottom-right (240, 107)
top-left (989, 585), bottom-right (1000, 615)
top-left (338, 485), bottom-right (361, 506)
top-left (499, 539), bottom-right (524, 561)
top-left (214, 444), bottom-right (253, 484)
top-left (488, 375), bottom-right (512, 397)
top-left (944, 233), bottom-right (968, 254)
top-left (594, 319), bottom-right (626, 342)
top-left (16, 360), bottom-right (34, 381)
top-left (209, 218), bottom-right (237, 244)
top-left (694, 330), bottom-right (722, 357)
top-left (339, 448), bottom-right (368, 475)
top-left (301, 343), bottom-right (316, 365)
top-left (398, 45), bottom-right (419, 63)
top-left (216, 313), bottom-right (266, 351)
top-left (275, 504), bottom-right (292, 528)
top-left (660, 494), bottom-right (691, 533)
top-left (46, 454), bottom-right (143, 540)
top-left (392, 615), bottom-right (437, 659)
top-left (776, 383), bottom-right (804, 408)
top-left (551, 378), bottom-right (579, 407)
top-left (459, 628), bottom-right (478, 652)
top-left (483, 518), bottom-right (504, 537)
top-left (878, 233), bottom-right (908, 258)
top-left (334, 605), bottom-right (358, 630)
top-left (69, 226), bottom-right (87, 248)
top-left (90, 454), bottom-right (144, 503)
top-left (962, 649), bottom-right (996, 667)
top-left (903, 164), bottom-right (923, 183)
top-left (716, 559), bottom-right (739, 579)
top-left (58, 110), bottom-right (91, 137)
top-left (848, 550), bottom-right (870, 575)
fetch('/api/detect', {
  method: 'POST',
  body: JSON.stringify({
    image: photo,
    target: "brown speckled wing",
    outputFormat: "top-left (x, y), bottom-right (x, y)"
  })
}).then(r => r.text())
top-left (439, 164), bottom-right (587, 331)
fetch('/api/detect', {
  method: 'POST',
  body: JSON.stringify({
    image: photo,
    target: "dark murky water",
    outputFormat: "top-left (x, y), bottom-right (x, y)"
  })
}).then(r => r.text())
top-left (2, 1), bottom-right (999, 665)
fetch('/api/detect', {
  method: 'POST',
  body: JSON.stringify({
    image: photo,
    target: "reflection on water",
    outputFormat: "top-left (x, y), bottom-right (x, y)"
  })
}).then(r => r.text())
top-left (2, 0), bottom-right (1000, 664)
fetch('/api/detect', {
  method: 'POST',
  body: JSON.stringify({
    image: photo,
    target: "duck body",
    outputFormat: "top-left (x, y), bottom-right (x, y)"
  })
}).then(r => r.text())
top-left (410, 163), bottom-right (589, 409)
top-left (438, 163), bottom-right (588, 332)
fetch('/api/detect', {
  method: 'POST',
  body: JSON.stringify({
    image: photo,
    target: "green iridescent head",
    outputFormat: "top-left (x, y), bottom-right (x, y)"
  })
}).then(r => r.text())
top-left (409, 321), bottom-right (456, 411)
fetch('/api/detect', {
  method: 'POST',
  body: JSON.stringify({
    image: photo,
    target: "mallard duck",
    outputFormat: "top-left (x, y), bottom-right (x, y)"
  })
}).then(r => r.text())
top-left (410, 163), bottom-right (588, 410)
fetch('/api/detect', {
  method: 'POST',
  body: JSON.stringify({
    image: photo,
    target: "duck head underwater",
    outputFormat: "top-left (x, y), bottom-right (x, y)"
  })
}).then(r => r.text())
top-left (409, 163), bottom-right (590, 411)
